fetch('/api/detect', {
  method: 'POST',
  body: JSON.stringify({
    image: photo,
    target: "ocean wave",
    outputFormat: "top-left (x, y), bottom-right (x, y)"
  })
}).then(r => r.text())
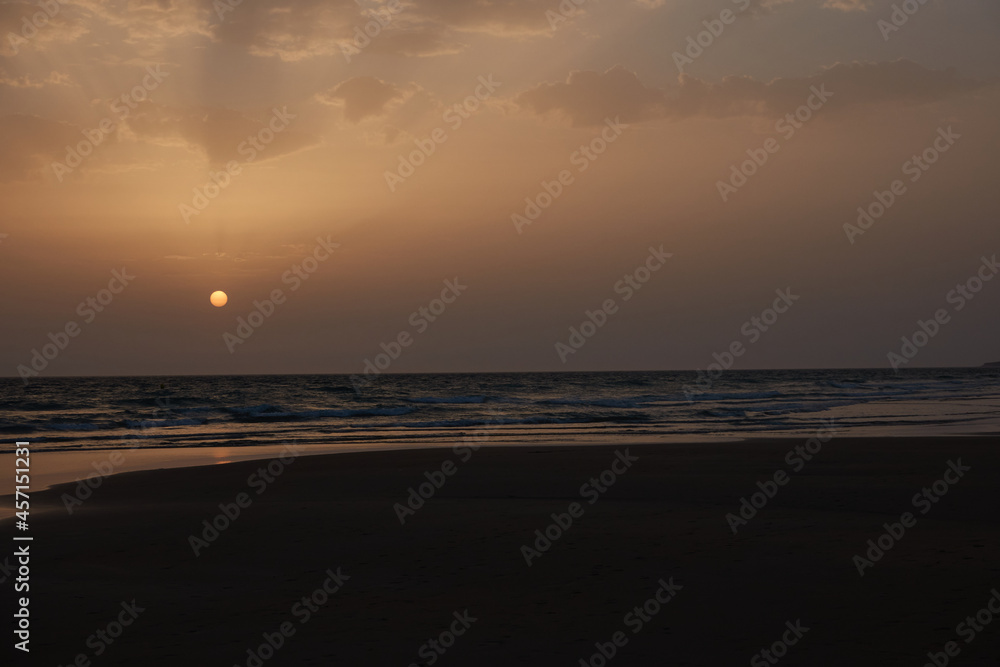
top-left (823, 380), bottom-right (864, 389)
top-left (228, 404), bottom-right (286, 417)
top-left (43, 422), bottom-right (101, 431)
top-left (391, 411), bottom-right (650, 429)
top-left (742, 400), bottom-right (857, 416)
top-left (124, 418), bottom-right (205, 429)
top-left (392, 418), bottom-right (516, 429)
top-left (686, 390), bottom-right (783, 401)
top-left (702, 408), bottom-right (748, 419)
top-left (3, 370), bottom-right (999, 451)
top-left (229, 405), bottom-right (417, 421)
top-left (404, 396), bottom-right (489, 404)
top-left (536, 398), bottom-right (642, 408)
top-left (4, 401), bottom-right (72, 411)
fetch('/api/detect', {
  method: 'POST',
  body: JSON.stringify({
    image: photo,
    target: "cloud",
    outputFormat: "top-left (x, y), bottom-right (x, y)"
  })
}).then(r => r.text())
top-left (0, 114), bottom-right (81, 181)
top-left (317, 75), bottom-right (442, 144)
top-left (211, 0), bottom-right (537, 60)
top-left (740, 0), bottom-right (870, 15)
top-left (0, 70), bottom-right (73, 88)
top-left (0, 1), bottom-right (89, 55)
top-left (122, 102), bottom-right (321, 163)
top-left (316, 76), bottom-right (408, 123)
top-left (363, 26), bottom-right (466, 58)
top-left (0, 0), bottom-right (874, 66)
top-left (73, 0), bottom-right (211, 43)
top-left (516, 61), bottom-right (982, 127)
top-left (67, 0), bottom-right (363, 60)
top-left (517, 66), bottom-right (666, 128)
top-left (16, 0), bottom-right (572, 64)
top-left (740, 0), bottom-right (796, 17)
top-left (406, 0), bottom-right (571, 36)
top-left (209, 0), bottom-right (470, 61)
top-left (821, 0), bottom-right (872, 11)
top-left (210, 0), bottom-right (364, 61)
top-left (0, 99), bottom-right (321, 181)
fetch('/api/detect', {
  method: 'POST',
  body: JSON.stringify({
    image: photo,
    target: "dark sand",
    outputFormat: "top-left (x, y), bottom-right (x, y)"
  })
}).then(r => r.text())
top-left (7, 437), bottom-right (1000, 666)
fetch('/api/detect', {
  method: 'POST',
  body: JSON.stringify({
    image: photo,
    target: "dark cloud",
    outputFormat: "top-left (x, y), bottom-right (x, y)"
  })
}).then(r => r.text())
top-left (0, 114), bottom-right (82, 181)
top-left (202, 0), bottom-right (474, 60)
top-left (0, 1), bottom-right (89, 55)
top-left (209, 0), bottom-right (362, 61)
top-left (364, 26), bottom-right (465, 58)
top-left (316, 76), bottom-right (406, 123)
top-left (406, 0), bottom-right (562, 35)
top-left (123, 102), bottom-right (321, 163)
top-left (9, 0), bottom-right (573, 62)
top-left (517, 66), bottom-right (665, 128)
top-left (516, 61), bottom-right (982, 127)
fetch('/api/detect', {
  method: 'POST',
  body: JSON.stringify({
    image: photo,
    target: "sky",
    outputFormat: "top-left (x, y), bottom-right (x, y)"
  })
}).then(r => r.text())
top-left (1, 0), bottom-right (998, 377)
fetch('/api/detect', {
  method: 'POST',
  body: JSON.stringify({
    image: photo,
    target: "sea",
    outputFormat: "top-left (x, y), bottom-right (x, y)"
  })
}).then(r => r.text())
top-left (2, 368), bottom-right (999, 454)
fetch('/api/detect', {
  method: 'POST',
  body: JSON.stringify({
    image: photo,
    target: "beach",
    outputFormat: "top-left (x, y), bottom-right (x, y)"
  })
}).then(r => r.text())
top-left (7, 436), bottom-right (1000, 666)
top-left (4, 0), bottom-right (998, 663)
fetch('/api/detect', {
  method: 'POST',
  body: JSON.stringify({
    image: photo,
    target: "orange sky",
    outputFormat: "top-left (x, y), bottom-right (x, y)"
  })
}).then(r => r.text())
top-left (1, 0), bottom-right (999, 376)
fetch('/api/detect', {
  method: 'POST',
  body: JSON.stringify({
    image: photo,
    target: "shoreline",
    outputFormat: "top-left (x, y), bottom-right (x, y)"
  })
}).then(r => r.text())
top-left (0, 436), bottom-right (759, 501)
top-left (4, 430), bottom-right (999, 503)
top-left (5, 430), bottom-right (999, 502)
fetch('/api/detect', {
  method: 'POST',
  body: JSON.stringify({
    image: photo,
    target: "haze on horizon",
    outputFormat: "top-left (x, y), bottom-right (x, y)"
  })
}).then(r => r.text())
top-left (1, 0), bottom-right (998, 378)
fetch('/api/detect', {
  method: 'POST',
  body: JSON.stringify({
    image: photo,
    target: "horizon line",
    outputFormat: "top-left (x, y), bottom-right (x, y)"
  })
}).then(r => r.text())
top-left (1, 365), bottom-right (997, 381)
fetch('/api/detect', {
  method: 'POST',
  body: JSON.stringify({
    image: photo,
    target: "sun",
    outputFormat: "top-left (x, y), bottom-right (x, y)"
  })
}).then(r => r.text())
top-left (210, 291), bottom-right (228, 307)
